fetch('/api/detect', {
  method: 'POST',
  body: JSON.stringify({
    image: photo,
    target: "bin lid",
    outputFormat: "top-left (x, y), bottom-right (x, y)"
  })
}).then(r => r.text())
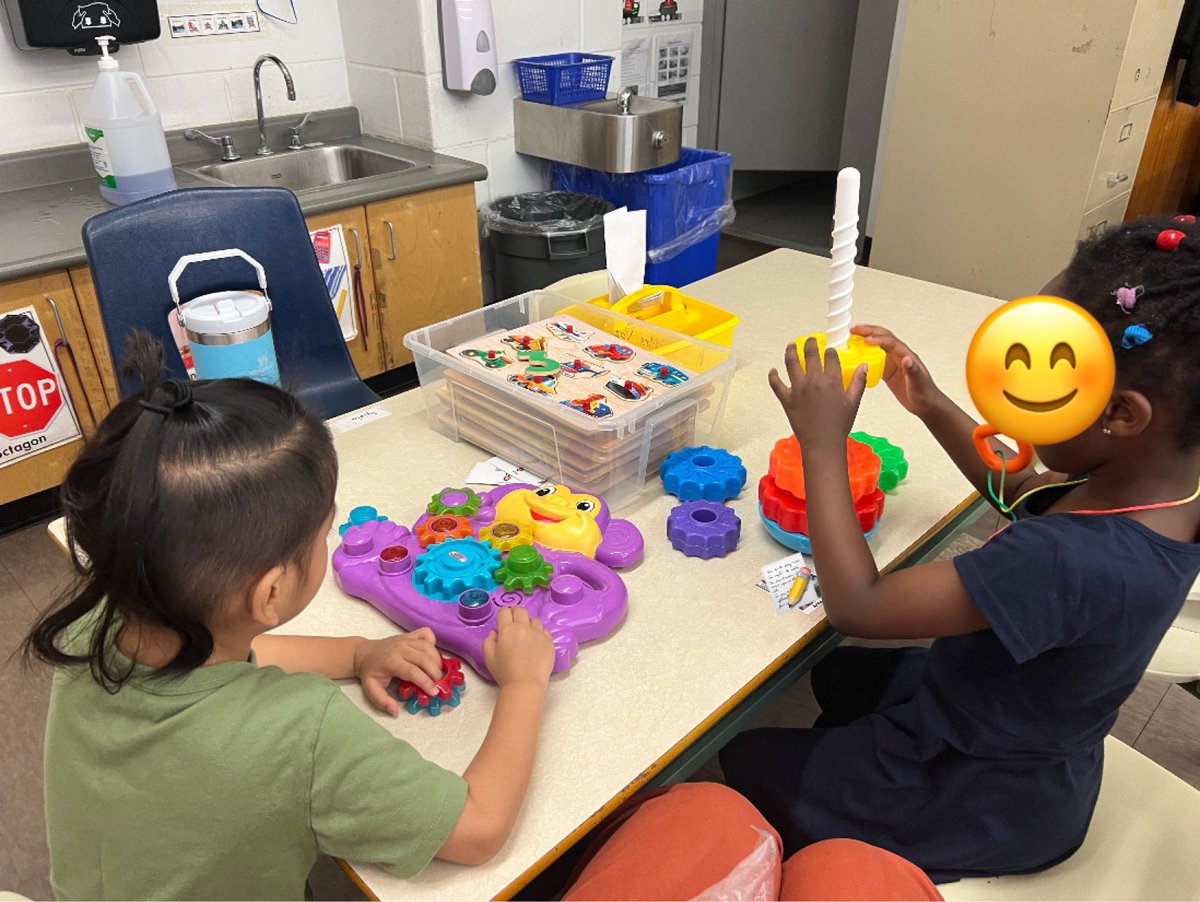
top-left (483, 191), bottom-right (613, 236)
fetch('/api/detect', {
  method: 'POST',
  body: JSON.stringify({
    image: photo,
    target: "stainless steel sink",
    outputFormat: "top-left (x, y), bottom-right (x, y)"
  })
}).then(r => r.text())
top-left (187, 144), bottom-right (427, 191)
top-left (514, 91), bottom-right (683, 173)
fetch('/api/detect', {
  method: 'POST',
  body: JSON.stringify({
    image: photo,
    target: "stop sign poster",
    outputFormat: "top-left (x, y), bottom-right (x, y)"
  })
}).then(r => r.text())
top-left (0, 306), bottom-right (82, 469)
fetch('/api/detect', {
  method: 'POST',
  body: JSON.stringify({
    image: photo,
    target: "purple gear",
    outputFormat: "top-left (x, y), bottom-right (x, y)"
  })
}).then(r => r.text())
top-left (666, 501), bottom-right (741, 559)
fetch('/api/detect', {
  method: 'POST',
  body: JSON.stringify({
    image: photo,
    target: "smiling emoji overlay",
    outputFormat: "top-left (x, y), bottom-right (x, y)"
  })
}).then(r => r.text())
top-left (966, 296), bottom-right (1115, 447)
top-left (493, 484), bottom-right (604, 557)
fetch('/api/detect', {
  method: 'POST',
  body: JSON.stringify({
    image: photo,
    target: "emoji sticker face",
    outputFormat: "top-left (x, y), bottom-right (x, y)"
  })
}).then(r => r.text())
top-left (966, 296), bottom-right (1115, 445)
top-left (493, 483), bottom-right (605, 556)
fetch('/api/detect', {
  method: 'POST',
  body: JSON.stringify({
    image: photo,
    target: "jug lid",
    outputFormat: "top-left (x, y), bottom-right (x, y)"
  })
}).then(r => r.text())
top-left (180, 291), bottom-right (270, 335)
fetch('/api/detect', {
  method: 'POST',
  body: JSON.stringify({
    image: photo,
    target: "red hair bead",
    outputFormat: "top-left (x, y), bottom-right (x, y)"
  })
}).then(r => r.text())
top-left (1172, 214), bottom-right (1196, 224)
top-left (1156, 229), bottom-right (1186, 251)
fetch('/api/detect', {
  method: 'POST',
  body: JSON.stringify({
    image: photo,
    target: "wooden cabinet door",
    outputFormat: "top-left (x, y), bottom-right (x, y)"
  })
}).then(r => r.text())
top-left (0, 272), bottom-right (107, 506)
top-left (69, 265), bottom-right (120, 413)
top-left (366, 183), bottom-right (483, 369)
top-left (304, 206), bottom-right (387, 379)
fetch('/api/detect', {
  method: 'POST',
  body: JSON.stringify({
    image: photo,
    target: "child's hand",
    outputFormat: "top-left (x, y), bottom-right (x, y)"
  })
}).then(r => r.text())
top-left (769, 338), bottom-right (867, 451)
top-left (852, 324), bottom-right (944, 417)
top-left (483, 607), bottom-right (555, 689)
top-left (354, 628), bottom-right (445, 715)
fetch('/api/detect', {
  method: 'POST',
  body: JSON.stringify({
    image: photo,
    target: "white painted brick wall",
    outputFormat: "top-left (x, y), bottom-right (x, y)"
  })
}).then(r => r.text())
top-left (0, 1), bottom-right (350, 155)
top-left (342, 0), bottom-right (623, 206)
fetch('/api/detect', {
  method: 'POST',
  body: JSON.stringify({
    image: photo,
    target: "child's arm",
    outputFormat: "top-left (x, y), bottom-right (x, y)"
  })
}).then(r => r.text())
top-left (771, 340), bottom-right (988, 638)
top-left (437, 607), bottom-right (554, 866)
top-left (253, 631), bottom-right (446, 713)
top-left (852, 324), bottom-right (1060, 511)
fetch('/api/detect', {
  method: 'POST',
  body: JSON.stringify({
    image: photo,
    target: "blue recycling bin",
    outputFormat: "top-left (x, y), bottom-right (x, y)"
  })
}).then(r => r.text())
top-left (550, 148), bottom-right (734, 287)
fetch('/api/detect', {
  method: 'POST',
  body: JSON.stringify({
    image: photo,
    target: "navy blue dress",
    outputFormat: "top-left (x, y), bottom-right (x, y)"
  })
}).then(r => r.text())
top-left (720, 487), bottom-right (1200, 882)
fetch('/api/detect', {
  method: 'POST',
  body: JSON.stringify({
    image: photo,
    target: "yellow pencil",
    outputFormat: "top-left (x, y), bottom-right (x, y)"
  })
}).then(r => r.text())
top-left (787, 572), bottom-right (810, 606)
top-left (335, 288), bottom-right (348, 319)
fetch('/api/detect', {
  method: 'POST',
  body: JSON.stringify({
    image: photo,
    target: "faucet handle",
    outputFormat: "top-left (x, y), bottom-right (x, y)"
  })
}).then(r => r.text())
top-left (616, 86), bottom-right (635, 115)
top-left (288, 112), bottom-right (320, 151)
top-left (185, 128), bottom-right (240, 162)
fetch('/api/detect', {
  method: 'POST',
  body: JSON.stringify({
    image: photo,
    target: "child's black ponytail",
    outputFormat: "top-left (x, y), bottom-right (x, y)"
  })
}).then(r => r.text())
top-left (24, 332), bottom-right (338, 690)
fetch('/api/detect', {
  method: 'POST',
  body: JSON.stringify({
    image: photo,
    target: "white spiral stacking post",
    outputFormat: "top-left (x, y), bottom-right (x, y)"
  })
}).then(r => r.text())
top-left (826, 167), bottom-right (861, 349)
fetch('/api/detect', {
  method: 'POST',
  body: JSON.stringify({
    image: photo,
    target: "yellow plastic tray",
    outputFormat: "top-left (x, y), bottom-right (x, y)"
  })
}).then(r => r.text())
top-left (583, 285), bottom-right (739, 352)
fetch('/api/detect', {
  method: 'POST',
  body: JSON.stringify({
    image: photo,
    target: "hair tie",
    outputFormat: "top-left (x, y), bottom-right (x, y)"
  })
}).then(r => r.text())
top-left (138, 379), bottom-right (194, 417)
top-left (1112, 283), bottom-right (1143, 313)
top-left (1121, 324), bottom-right (1152, 349)
top-left (1173, 214), bottom-right (1196, 224)
top-left (1156, 229), bottom-right (1186, 251)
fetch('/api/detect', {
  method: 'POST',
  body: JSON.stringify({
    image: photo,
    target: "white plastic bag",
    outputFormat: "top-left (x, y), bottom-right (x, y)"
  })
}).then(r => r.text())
top-left (691, 826), bottom-right (781, 901)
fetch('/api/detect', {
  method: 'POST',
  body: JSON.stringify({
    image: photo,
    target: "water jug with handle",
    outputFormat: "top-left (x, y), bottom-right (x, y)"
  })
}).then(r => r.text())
top-left (168, 249), bottom-right (281, 386)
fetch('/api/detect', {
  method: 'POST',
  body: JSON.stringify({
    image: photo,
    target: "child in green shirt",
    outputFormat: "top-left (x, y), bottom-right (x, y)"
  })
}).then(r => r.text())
top-left (26, 334), bottom-right (555, 900)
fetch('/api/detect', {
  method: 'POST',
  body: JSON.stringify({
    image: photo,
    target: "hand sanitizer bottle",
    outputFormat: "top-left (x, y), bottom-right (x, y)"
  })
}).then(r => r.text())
top-left (80, 36), bottom-right (177, 205)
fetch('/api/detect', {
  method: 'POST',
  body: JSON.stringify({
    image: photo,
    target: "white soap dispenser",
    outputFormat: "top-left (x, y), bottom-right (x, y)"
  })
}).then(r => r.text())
top-left (438, 0), bottom-right (498, 95)
top-left (80, 35), bottom-right (176, 205)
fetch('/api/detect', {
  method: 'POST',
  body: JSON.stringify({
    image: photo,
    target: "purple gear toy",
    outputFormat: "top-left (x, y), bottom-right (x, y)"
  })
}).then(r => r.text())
top-left (333, 484), bottom-right (643, 682)
top-left (666, 501), bottom-right (741, 559)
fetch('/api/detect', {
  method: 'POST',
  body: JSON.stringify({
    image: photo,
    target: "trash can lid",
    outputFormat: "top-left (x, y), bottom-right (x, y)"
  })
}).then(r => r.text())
top-left (482, 191), bottom-right (613, 235)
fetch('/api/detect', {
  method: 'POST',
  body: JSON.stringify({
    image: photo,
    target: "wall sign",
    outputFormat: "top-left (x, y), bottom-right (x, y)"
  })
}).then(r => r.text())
top-left (0, 307), bottom-right (81, 469)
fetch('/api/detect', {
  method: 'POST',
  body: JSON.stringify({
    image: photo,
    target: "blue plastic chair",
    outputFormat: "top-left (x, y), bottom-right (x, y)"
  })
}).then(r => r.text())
top-left (82, 187), bottom-right (380, 420)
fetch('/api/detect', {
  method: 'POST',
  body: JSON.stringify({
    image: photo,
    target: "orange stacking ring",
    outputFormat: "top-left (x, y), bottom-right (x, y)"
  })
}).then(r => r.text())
top-left (768, 435), bottom-right (881, 501)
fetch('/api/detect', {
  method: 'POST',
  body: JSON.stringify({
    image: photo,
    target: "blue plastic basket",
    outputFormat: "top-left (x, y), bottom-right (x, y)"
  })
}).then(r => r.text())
top-left (515, 53), bottom-right (614, 105)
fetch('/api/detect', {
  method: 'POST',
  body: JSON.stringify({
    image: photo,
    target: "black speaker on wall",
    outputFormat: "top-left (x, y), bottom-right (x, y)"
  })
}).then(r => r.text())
top-left (3, 0), bottom-right (160, 54)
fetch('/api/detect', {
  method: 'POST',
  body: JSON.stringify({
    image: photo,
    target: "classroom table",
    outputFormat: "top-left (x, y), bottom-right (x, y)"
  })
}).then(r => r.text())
top-left (48, 249), bottom-right (1004, 900)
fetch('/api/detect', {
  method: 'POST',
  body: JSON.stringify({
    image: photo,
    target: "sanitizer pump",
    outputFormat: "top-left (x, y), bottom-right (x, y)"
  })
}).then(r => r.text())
top-left (80, 35), bottom-right (176, 205)
top-left (438, 0), bottom-right (498, 95)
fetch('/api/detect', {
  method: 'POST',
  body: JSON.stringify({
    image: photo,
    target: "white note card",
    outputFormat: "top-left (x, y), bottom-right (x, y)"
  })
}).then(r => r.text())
top-left (758, 552), bottom-right (821, 614)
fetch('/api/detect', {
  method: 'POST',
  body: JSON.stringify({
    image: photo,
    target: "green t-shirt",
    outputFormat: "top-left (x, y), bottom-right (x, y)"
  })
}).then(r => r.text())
top-left (44, 611), bottom-right (468, 900)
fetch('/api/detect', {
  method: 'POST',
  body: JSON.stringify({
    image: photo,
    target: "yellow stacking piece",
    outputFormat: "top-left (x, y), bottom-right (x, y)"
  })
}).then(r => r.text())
top-left (794, 332), bottom-right (885, 388)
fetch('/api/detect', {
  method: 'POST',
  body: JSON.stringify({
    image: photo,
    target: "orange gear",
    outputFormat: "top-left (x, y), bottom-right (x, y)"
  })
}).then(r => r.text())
top-left (415, 515), bottom-right (473, 547)
top-left (768, 435), bottom-right (880, 501)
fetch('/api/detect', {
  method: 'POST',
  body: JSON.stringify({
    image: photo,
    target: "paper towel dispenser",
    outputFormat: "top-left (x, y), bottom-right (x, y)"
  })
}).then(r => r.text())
top-left (4, 0), bottom-right (160, 54)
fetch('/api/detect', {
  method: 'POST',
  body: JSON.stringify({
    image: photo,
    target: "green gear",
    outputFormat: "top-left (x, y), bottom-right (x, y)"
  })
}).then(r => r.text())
top-left (493, 544), bottom-right (553, 594)
top-left (850, 432), bottom-right (909, 492)
top-left (427, 487), bottom-right (483, 517)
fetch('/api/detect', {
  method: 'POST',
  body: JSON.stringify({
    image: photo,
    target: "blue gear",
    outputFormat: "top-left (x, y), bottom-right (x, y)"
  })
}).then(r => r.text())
top-left (338, 505), bottom-right (389, 535)
top-left (404, 684), bottom-right (466, 716)
top-left (411, 538), bottom-right (501, 602)
top-left (660, 446), bottom-right (747, 502)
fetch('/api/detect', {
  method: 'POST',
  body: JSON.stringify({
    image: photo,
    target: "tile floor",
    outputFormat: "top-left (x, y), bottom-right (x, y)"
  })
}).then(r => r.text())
top-left (725, 173), bottom-right (838, 255)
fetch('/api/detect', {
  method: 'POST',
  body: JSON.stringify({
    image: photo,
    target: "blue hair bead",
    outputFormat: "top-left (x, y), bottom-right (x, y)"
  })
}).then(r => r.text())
top-left (1121, 324), bottom-right (1152, 349)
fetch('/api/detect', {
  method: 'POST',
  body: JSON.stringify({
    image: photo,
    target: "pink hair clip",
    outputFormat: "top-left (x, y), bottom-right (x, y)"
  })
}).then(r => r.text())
top-left (1112, 283), bottom-right (1143, 314)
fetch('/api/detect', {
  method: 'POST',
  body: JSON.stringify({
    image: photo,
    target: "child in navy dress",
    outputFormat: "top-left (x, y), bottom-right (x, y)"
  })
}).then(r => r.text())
top-left (721, 218), bottom-right (1200, 881)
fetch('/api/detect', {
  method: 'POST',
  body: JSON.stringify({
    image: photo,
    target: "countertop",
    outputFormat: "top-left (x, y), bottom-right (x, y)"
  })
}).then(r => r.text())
top-left (48, 249), bottom-right (1003, 900)
top-left (0, 107), bottom-right (487, 282)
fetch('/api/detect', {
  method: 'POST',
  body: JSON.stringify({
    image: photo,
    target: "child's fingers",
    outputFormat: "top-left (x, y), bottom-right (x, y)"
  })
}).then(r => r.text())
top-left (822, 345), bottom-right (842, 382)
top-left (362, 677), bottom-right (399, 717)
top-left (510, 605), bottom-right (532, 625)
top-left (408, 626), bottom-right (436, 644)
top-left (768, 367), bottom-right (789, 402)
top-left (405, 643), bottom-right (445, 683)
top-left (397, 662), bottom-right (438, 696)
top-left (483, 630), bottom-right (498, 663)
top-left (494, 607), bottom-right (515, 630)
top-left (787, 341), bottom-right (808, 385)
top-left (847, 363), bottom-right (869, 408)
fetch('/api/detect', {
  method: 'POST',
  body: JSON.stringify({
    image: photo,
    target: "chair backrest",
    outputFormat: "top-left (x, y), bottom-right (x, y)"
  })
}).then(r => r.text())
top-left (82, 187), bottom-right (378, 419)
top-left (939, 736), bottom-right (1200, 900)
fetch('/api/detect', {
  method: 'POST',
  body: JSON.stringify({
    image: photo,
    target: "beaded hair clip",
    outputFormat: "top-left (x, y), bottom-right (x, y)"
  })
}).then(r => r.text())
top-left (1112, 283), bottom-right (1143, 313)
top-left (1121, 324), bottom-right (1152, 349)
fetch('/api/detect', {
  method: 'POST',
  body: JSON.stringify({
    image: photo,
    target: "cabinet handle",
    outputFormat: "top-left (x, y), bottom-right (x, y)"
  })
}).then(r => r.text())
top-left (1106, 171), bottom-right (1129, 188)
top-left (384, 219), bottom-right (397, 261)
top-left (348, 226), bottom-right (363, 268)
top-left (46, 295), bottom-right (98, 430)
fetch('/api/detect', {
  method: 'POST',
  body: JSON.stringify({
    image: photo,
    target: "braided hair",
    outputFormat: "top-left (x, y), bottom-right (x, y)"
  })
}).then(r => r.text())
top-left (1062, 216), bottom-right (1200, 449)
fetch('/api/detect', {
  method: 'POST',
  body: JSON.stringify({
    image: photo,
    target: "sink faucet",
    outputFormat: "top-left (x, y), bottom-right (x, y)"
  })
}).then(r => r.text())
top-left (254, 54), bottom-right (296, 156)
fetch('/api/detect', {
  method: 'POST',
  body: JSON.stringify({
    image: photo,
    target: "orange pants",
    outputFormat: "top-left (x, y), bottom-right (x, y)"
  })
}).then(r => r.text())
top-left (563, 783), bottom-right (942, 901)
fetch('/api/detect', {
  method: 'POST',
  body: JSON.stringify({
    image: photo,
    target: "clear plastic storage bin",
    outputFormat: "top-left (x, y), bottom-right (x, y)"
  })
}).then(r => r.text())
top-left (404, 290), bottom-right (736, 508)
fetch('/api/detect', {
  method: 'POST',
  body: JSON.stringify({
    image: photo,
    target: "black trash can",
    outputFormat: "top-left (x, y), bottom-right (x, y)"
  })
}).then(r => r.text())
top-left (482, 191), bottom-right (613, 301)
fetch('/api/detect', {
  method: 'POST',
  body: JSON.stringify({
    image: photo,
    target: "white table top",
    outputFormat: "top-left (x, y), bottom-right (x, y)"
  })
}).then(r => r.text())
top-left (48, 249), bottom-right (1004, 900)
